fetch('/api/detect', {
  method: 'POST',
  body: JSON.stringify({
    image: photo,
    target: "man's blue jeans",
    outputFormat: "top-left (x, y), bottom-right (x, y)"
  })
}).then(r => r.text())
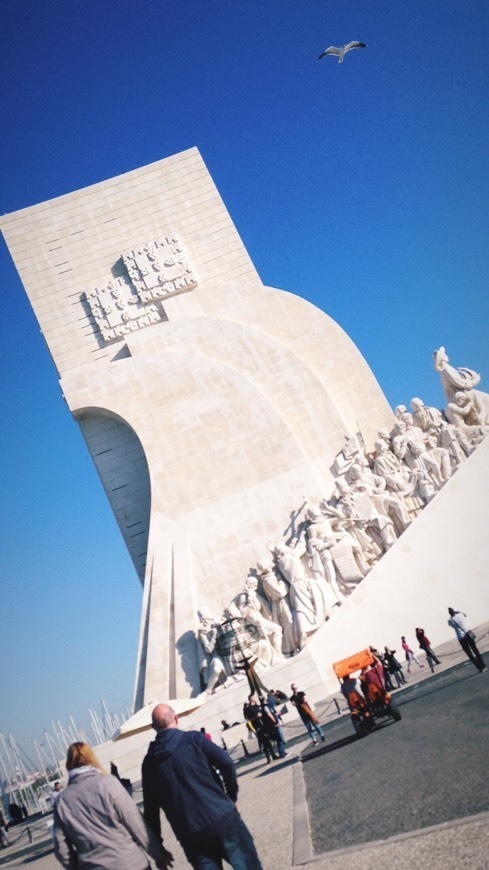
top-left (183, 809), bottom-right (262, 869)
top-left (304, 718), bottom-right (324, 742)
top-left (275, 725), bottom-right (287, 757)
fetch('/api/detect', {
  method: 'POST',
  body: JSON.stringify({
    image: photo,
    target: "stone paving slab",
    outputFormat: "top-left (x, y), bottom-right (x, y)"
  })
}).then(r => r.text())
top-left (296, 812), bottom-right (489, 870)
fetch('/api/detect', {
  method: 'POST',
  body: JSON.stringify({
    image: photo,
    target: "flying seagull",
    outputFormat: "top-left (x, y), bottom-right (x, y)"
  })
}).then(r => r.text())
top-left (318, 41), bottom-right (367, 63)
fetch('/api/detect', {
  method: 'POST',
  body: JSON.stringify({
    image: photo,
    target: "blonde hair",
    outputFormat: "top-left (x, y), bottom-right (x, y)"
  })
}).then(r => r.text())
top-left (66, 742), bottom-right (104, 773)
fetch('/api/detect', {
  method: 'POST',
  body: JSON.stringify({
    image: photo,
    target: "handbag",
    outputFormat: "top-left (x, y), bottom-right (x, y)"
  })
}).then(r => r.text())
top-left (467, 629), bottom-right (476, 640)
top-left (301, 702), bottom-right (319, 724)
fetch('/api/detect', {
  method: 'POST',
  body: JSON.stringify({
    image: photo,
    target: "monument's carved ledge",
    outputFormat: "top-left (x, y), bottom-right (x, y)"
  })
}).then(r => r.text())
top-left (196, 348), bottom-right (488, 695)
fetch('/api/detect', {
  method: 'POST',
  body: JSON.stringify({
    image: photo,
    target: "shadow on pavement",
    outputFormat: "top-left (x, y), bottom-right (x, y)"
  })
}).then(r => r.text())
top-left (301, 734), bottom-right (359, 760)
top-left (256, 756), bottom-right (298, 777)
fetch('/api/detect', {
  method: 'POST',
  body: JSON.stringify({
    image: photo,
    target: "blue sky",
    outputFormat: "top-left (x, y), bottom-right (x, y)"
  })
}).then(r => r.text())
top-left (1, 0), bottom-right (488, 755)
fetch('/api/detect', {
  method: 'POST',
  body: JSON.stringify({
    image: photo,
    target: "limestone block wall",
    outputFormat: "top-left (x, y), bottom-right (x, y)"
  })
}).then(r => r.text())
top-left (0, 148), bottom-right (260, 377)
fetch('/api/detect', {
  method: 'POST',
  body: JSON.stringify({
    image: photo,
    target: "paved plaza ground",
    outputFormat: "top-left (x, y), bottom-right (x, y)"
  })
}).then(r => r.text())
top-left (2, 625), bottom-right (489, 869)
top-left (303, 665), bottom-right (489, 853)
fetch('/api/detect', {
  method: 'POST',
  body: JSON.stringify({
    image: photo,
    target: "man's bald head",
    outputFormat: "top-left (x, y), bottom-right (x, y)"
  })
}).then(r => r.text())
top-left (151, 703), bottom-right (179, 732)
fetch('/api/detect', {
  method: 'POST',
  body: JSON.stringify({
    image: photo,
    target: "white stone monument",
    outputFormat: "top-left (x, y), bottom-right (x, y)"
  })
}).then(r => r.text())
top-left (0, 148), bottom-right (394, 707)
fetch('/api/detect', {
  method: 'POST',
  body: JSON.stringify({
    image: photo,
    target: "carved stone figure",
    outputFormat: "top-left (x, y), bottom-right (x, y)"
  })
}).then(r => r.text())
top-left (347, 462), bottom-right (410, 535)
top-left (372, 439), bottom-right (422, 511)
top-left (445, 391), bottom-right (483, 428)
top-left (401, 434), bottom-right (450, 488)
top-left (391, 419), bottom-right (410, 462)
top-left (434, 346), bottom-right (481, 400)
top-left (410, 397), bottom-right (444, 436)
top-left (434, 346), bottom-right (489, 425)
top-left (439, 420), bottom-right (472, 466)
top-left (305, 506), bottom-right (353, 592)
top-left (402, 442), bottom-right (437, 502)
top-left (270, 542), bottom-right (330, 650)
top-left (423, 440), bottom-right (452, 484)
top-left (377, 428), bottom-right (392, 447)
top-left (256, 559), bottom-right (297, 655)
top-left (320, 493), bottom-right (379, 565)
top-left (234, 576), bottom-right (283, 664)
top-left (306, 504), bottom-right (367, 588)
top-left (307, 535), bottom-right (350, 603)
top-left (196, 608), bottom-right (231, 695)
top-left (400, 411), bottom-right (426, 441)
top-left (334, 478), bottom-right (396, 553)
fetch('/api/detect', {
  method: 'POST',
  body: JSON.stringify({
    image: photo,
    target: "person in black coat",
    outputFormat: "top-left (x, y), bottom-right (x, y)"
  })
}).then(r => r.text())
top-left (243, 695), bottom-right (278, 763)
top-left (383, 647), bottom-right (407, 687)
top-left (143, 703), bottom-right (262, 869)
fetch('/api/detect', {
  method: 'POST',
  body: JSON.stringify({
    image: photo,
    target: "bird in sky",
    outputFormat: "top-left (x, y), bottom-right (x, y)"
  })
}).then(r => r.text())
top-left (318, 41), bottom-right (367, 63)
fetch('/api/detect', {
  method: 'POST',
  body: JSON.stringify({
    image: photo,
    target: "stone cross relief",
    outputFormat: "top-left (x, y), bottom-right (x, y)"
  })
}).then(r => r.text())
top-left (83, 233), bottom-right (197, 343)
top-left (196, 348), bottom-right (489, 694)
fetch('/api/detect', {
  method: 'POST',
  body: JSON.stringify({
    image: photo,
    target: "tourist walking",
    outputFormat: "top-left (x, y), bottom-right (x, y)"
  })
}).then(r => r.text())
top-left (0, 814), bottom-right (11, 848)
top-left (50, 782), bottom-right (63, 807)
top-left (448, 607), bottom-right (487, 673)
top-left (142, 703), bottom-right (263, 869)
top-left (53, 742), bottom-right (170, 869)
top-left (401, 635), bottom-right (424, 673)
top-left (383, 647), bottom-right (407, 687)
top-left (415, 627), bottom-right (441, 672)
top-left (290, 683), bottom-right (325, 745)
top-left (49, 782), bottom-right (64, 843)
top-left (243, 695), bottom-right (278, 763)
top-left (260, 696), bottom-right (287, 758)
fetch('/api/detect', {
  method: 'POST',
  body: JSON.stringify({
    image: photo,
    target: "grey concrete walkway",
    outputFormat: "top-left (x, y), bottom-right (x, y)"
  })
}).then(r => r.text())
top-left (2, 624), bottom-right (488, 869)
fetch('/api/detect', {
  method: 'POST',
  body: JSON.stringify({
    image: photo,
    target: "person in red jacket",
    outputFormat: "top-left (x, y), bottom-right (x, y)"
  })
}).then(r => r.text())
top-left (415, 628), bottom-right (441, 672)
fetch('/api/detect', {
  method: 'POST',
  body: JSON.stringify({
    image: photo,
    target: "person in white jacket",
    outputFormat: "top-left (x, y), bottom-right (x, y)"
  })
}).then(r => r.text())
top-left (54, 742), bottom-right (173, 870)
top-left (447, 608), bottom-right (487, 674)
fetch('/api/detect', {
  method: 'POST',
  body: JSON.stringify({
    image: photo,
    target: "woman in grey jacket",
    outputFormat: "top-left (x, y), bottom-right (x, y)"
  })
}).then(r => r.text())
top-left (54, 742), bottom-right (173, 869)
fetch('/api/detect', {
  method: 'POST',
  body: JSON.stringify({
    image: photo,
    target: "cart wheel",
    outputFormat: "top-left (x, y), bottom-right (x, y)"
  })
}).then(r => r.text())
top-left (386, 698), bottom-right (402, 721)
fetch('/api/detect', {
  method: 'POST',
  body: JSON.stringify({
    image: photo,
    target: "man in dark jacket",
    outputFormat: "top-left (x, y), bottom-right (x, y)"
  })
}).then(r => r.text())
top-left (142, 703), bottom-right (262, 869)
